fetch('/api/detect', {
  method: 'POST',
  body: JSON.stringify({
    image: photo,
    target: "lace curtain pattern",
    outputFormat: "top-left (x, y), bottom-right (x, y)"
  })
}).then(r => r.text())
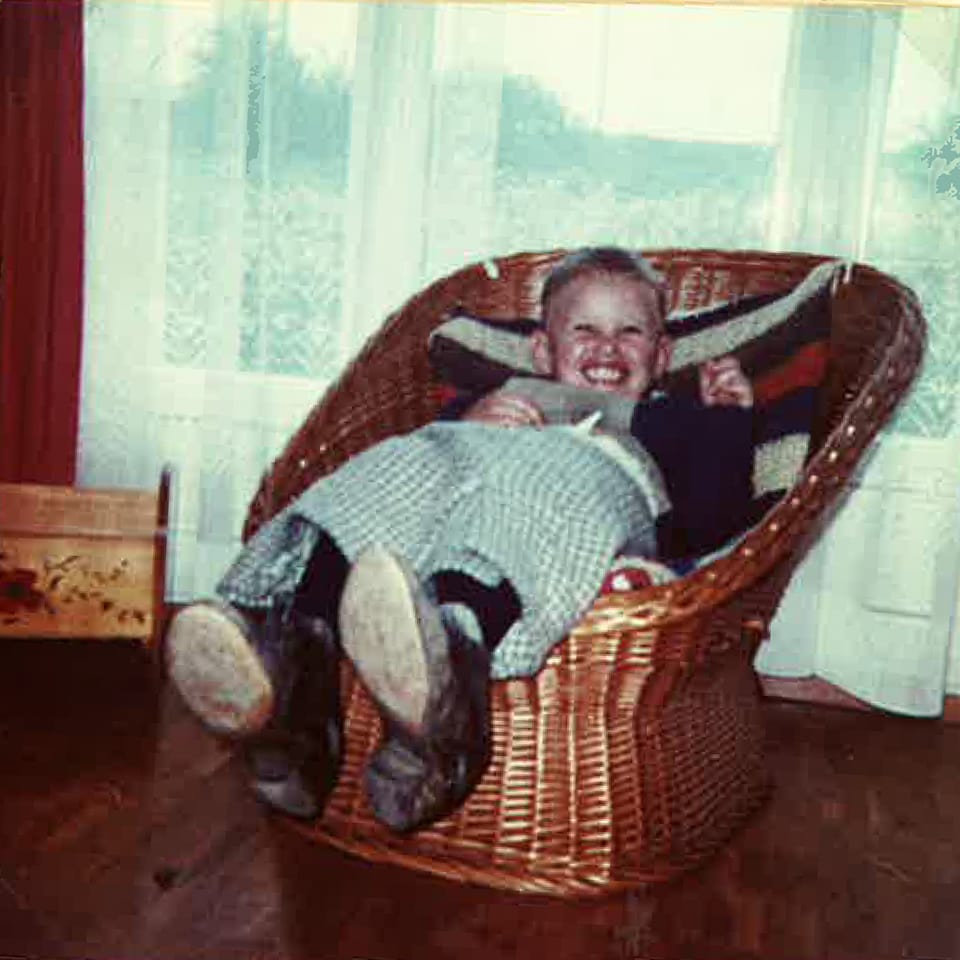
top-left (81, 1), bottom-right (960, 713)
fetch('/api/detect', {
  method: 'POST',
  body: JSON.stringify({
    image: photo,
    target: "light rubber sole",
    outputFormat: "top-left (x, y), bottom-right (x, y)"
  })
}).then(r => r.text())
top-left (165, 602), bottom-right (274, 737)
top-left (339, 547), bottom-right (437, 731)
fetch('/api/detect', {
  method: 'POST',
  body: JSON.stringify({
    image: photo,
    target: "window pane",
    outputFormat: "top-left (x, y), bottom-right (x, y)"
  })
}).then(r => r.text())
top-left (865, 10), bottom-right (960, 438)
top-left (490, 5), bottom-right (792, 252)
top-left (165, 2), bottom-right (356, 379)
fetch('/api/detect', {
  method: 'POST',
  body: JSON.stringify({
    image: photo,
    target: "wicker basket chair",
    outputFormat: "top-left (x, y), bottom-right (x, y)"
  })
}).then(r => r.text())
top-left (242, 249), bottom-right (925, 897)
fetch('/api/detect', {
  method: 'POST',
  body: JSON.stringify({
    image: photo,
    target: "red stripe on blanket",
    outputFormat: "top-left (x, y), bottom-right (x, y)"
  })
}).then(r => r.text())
top-left (753, 342), bottom-right (829, 405)
top-left (436, 382), bottom-right (460, 406)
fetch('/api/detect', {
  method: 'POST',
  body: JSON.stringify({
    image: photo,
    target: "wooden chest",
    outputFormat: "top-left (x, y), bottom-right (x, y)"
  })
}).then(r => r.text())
top-left (0, 472), bottom-right (169, 647)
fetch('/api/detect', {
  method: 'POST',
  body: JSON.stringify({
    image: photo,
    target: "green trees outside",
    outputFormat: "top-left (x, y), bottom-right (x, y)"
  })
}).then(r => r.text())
top-left (164, 24), bottom-right (954, 439)
top-left (172, 26), bottom-right (771, 197)
top-left (922, 118), bottom-right (960, 199)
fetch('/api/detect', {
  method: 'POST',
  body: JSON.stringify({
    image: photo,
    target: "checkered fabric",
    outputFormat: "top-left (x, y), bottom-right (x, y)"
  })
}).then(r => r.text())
top-left (217, 422), bottom-right (665, 679)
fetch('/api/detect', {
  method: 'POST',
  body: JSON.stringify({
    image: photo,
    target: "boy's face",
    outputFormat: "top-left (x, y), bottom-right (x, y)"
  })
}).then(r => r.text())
top-left (532, 272), bottom-right (672, 398)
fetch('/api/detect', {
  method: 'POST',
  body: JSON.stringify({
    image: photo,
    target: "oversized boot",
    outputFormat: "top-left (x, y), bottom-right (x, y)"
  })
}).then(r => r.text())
top-left (339, 546), bottom-right (493, 833)
top-left (164, 597), bottom-right (342, 819)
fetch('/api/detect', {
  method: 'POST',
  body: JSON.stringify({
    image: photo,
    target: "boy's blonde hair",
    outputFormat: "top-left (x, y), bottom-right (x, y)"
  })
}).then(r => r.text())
top-left (540, 247), bottom-right (669, 325)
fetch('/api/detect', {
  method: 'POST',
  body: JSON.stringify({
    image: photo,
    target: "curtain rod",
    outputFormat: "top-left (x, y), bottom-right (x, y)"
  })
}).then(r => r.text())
top-left (53, 0), bottom-right (960, 9)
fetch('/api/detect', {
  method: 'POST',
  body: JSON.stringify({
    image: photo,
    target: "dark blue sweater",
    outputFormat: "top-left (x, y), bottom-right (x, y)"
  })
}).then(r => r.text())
top-left (438, 390), bottom-right (759, 562)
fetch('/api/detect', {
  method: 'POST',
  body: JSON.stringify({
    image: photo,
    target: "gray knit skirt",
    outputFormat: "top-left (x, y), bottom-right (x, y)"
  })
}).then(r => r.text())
top-left (217, 422), bottom-right (663, 679)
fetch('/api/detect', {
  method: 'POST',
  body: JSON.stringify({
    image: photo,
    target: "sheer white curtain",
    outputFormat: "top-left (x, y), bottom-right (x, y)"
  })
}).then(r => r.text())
top-left (82, 0), bottom-right (358, 597)
top-left (757, 7), bottom-right (960, 716)
top-left (81, 2), bottom-right (960, 712)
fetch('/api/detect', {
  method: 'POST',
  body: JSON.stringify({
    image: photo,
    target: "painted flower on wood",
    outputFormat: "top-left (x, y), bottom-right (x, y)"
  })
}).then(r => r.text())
top-left (0, 565), bottom-right (47, 616)
top-left (0, 552), bottom-right (144, 629)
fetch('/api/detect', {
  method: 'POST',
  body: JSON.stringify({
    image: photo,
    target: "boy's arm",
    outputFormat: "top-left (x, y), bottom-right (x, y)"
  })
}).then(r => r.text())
top-left (435, 386), bottom-right (545, 427)
top-left (699, 356), bottom-right (754, 409)
top-left (462, 389), bottom-right (546, 427)
top-left (633, 395), bottom-right (758, 561)
top-left (441, 377), bottom-right (639, 429)
top-left (435, 390), bottom-right (484, 421)
top-left (492, 377), bottom-right (637, 429)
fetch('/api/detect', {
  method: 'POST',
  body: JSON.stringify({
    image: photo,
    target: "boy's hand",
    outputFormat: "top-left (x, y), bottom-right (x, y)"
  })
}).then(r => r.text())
top-left (699, 356), bottom-right (754, 409)
top-left (462, 390), bottom-right (546, 427)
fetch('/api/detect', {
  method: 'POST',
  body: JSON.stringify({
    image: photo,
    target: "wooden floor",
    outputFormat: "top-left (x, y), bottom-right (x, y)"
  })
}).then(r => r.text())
top-left (2, 637), bottom-right (960, 960)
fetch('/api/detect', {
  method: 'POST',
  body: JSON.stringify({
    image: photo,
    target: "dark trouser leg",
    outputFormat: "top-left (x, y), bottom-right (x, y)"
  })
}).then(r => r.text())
top-left (340, 547), bottom-right (520, 833)
top-left (292, 529), bottom-right (351, 624)
top-left (429, 570), bottom-right (522, 654)
top-left (242, 530), bottom-right (349, 818)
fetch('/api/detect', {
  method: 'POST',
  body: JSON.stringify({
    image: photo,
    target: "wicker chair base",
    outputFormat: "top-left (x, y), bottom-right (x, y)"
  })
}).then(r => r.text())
top-left (288, 635), bottom-right (772, 897)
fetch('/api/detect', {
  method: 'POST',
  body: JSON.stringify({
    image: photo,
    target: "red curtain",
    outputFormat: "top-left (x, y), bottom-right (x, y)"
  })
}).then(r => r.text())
top-left (0, 0), bottom-right (85, 485)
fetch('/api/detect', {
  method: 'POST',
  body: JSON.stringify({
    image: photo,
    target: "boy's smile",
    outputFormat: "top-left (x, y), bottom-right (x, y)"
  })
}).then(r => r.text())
top-left (532, 272), bottom-right (672, 398)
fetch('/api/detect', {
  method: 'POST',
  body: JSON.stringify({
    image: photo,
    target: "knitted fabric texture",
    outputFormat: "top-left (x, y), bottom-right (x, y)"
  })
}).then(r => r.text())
top-left (217, 422), bottom-right (664, 679)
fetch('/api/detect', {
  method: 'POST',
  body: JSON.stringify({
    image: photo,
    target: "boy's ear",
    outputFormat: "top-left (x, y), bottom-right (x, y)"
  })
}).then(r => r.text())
top-left (531, 329), bottom-right (553, 376)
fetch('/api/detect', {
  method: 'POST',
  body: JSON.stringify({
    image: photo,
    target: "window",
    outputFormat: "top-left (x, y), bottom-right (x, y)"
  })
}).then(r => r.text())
top-left (865, 20), bottom-right (960, 439)
top-left (490, 6), bottom-right (792, 252)
top-left (164, 2), bottom-right (357, 381)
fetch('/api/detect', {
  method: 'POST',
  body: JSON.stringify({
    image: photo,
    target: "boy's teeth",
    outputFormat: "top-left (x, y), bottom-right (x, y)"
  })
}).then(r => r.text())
top-left (584, 366), bottom-right (624, 384)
